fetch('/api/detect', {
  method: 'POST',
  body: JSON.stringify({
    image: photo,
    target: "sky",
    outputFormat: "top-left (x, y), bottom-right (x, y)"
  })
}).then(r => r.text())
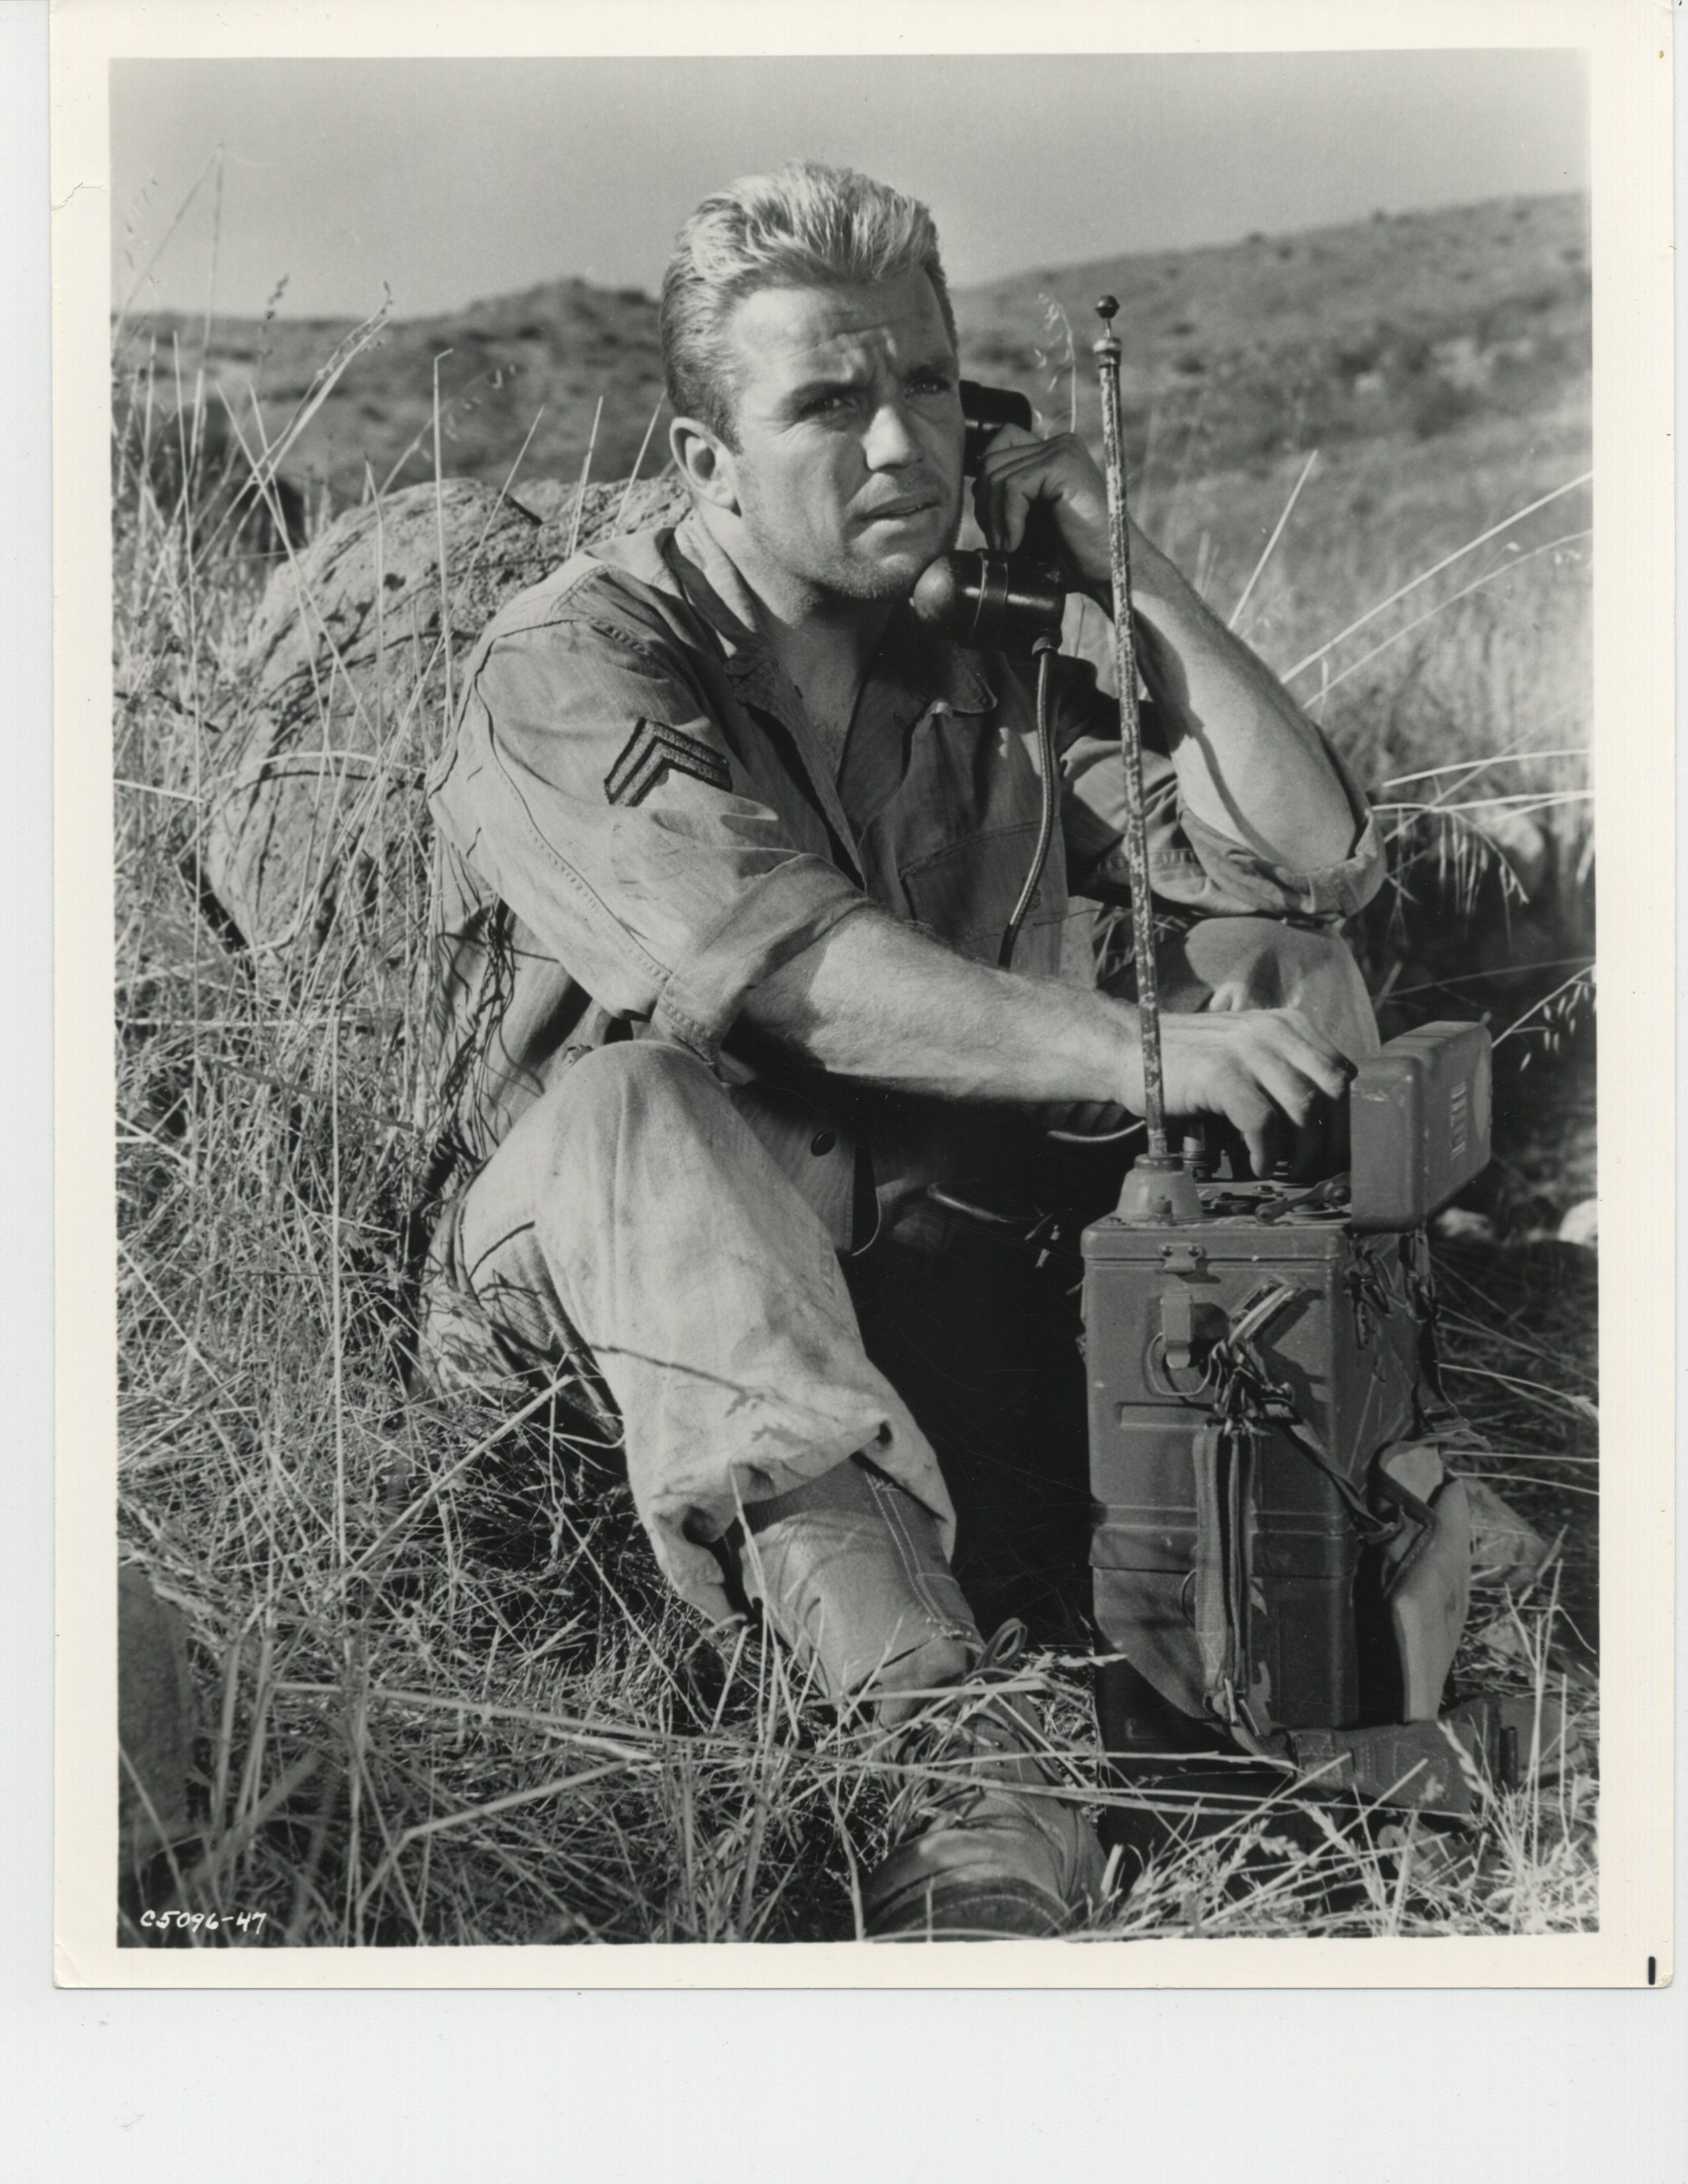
top-left (111, 50), bottom-right (1588, 322)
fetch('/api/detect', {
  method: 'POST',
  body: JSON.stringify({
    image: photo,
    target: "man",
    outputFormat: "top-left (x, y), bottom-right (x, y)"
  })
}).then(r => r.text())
top-left (418, 162), bottom-right (1384, 1938)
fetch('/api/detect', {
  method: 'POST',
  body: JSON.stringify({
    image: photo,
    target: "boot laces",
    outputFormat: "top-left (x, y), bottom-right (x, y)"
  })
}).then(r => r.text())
top-left (880, 1619), bottom-right (1072, 1842)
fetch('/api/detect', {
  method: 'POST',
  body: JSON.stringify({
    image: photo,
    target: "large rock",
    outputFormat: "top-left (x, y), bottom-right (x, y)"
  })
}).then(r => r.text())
top-left (203, 471), bottom-right (688, 989)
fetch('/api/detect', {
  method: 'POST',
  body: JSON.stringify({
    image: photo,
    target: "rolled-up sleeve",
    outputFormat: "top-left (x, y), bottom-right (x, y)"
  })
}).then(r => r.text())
top-left (1053, 615), bottom-right (1386, 924)
top-left (431, 618), bottom-right (868, 1062)
top-left (1162, 762), bottom-right (1385, 921)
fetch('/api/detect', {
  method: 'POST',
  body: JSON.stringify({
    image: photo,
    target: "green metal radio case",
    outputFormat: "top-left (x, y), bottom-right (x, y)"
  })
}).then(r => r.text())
top-left (1349, 1020), bottom-right (1492, 1232)
top-left (1083, 1024), bottom-right (1497, 1803)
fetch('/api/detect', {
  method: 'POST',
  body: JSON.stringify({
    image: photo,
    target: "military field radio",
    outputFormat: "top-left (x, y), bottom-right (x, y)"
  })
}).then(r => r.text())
top-left (914, 310), bottom-right (1540, 1827)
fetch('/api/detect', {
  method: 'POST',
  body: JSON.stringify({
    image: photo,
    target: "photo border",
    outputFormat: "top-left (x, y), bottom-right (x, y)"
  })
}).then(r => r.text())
top-left (50, 0), bottom-right (1674, 1991)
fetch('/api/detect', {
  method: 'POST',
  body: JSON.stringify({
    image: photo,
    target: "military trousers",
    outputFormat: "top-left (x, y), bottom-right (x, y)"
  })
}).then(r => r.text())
top-left (418, 915), bottom-right (1379, 1694)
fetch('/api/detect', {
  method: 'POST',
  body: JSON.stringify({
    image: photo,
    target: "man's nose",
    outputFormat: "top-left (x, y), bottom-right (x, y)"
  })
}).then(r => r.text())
top-left (862, 395), bottom-right (921, 469)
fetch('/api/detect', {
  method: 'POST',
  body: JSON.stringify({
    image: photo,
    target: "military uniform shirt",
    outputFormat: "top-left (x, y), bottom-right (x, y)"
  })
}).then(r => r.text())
top-left (426, 511), bottom-right (1384, 1177)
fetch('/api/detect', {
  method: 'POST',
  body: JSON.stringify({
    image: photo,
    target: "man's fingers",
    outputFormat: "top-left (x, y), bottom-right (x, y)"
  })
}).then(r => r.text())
top-left (1223, 1083), bottom-right (1325, 1183)
top-left (1258, 1010), bottom-right (1352, 1101)
top-left (1160, 1008), bottom-right (1355, 1181)
top-left (1241, 1121), bottom-right (1274, 1182)
top-left (973, 458), bottom-right (1041, 555)
top-left (1215, 1021), bottom-right (1337, 1128)
top-left (1250, 1048), bottom-right (1330, 1130)
top-left (970, 432), bottom-right (1040, 548)
top-left (1207, 1071), bottom-right (1274, 1179)
top-left (1242, 1032), bottom-right (1352, 1180)
top-left (973, 432), bottom-right (1071, 483)
top-left (972, 434), bottom-right (1102, 561)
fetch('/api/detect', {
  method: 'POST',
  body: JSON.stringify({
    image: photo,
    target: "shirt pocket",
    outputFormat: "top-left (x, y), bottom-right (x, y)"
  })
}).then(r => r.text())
top-left (900, 821), bottom-right (1066, 967)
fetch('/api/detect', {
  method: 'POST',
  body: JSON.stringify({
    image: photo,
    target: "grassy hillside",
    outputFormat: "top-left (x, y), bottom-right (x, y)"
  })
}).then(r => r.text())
top-left (114, 193), bottom-right (1588, 512)
top-left (116, 275), bottom-right (669, 513)
top-left (957, 193), bottom-right (1589, 463)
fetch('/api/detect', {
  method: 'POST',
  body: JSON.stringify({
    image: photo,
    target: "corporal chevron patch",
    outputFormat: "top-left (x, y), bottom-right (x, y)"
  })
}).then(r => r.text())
top-left (604, 718), bottom-right (733, 807)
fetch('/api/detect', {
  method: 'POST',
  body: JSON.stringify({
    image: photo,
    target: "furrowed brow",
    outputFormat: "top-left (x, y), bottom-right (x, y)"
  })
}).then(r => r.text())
top-left (780, 371), bottom-right (867, 410)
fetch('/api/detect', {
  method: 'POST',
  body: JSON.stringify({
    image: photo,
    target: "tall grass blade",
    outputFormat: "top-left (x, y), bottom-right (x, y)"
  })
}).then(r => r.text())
top-left (199, 143), bottom-right (225, 369)
top-left (1230, 449), bottom-right (1317, 630)
top-left (567, 394), bottom-right (606, 562)
top-left (432, 349), bottom-right (455, 736)
top-left (1383, 751), bottom-right (1587, 790)
top-left (1314, 529), bottom-right (1591, 700)
top-left (1286, 471), bottom-right (1593, 682)
top-left (113, 144), bottom-right (224, 347)
top-left (1493, 964), bottom-right (1597, 1050)
top-left (616, 396), bottom-right (665, 533)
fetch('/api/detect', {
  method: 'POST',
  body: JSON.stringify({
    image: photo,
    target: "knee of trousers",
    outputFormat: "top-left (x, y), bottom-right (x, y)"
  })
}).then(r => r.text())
top-left (529, 1038), bottom-right (730, 1171)
top-left (554, 1036), bottom-right (721, 1118)
top-left (1169, 917), bottom-right (1380, 1062)
top-left (449, 1039), bottom-right (739, 1283)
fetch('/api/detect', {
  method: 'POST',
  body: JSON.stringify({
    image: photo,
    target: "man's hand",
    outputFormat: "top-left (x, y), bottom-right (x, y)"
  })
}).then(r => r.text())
top-left (970, 422), bottom-right (1114, 588)
top-left (1127, 1006), bottom-right (1355, 1182)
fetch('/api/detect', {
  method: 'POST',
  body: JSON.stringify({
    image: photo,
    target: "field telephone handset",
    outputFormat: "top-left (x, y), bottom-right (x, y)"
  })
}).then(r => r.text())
top-left (909, 380), bottom-right (1072, 970)
top-left (912, 380), bottom-right (1069, 654)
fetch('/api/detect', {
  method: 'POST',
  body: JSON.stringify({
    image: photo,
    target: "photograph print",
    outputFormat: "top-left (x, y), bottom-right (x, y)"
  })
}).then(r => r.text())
top-left (105, 46), bottom-right (1601, 1954)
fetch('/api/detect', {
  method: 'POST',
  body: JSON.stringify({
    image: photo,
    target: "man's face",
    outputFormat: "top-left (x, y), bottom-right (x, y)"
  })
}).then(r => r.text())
top-left (713, 271), bottom-right (965, 604)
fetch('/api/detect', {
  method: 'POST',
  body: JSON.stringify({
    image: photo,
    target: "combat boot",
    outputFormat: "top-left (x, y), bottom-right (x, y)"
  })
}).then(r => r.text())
top-left (861, 1622), bottom-right (1107, 1940)
top-left (734, 1456), bottom-right (1105, 1938)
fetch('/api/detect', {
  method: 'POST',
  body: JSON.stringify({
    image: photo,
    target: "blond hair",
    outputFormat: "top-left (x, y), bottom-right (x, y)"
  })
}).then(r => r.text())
top-left (661, 161), bottom-right (957, 445)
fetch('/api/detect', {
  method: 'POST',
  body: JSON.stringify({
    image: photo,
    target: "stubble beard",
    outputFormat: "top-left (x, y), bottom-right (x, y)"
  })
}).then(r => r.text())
top-left (737, 473), bottom-right (962, 613)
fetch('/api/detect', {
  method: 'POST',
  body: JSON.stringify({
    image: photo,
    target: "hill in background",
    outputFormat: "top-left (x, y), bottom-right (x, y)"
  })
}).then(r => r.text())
top-left (957, 193), bottom-right (1588, 465)
top-left (114, 193), bottom-right (1588, 514)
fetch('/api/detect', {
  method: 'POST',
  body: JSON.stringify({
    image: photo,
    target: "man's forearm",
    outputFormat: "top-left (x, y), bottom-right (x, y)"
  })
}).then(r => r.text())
top-left (972, 426), bottom-right (1361, 877)
top-left (737, 901), bottom-right (1355, 1173)
top-left (739, 907), bottom-right (1131, 1105)
top-left (1096, 539), bottom-right (1358, 873)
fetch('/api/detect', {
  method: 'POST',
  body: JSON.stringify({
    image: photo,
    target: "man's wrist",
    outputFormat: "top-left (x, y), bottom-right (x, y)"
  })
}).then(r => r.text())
top-left (1021, 986), bottom-right (1143, 1110)
top-left (1115, 1001), bottom-right (1147, 1114)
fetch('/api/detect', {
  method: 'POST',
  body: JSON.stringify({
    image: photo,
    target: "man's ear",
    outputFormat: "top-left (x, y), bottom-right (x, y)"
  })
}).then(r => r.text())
top-left (669, 416), bottom-right (740, 515)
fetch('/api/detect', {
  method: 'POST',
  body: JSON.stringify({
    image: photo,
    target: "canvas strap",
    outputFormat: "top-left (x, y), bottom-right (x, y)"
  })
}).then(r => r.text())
top-left (1190, 1418), bottom-right (1260, 1727)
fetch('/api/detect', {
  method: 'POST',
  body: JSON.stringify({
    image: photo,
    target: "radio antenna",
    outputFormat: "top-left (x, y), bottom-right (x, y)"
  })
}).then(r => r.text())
top-left (1094, 296), bottom-right (1200, 1224)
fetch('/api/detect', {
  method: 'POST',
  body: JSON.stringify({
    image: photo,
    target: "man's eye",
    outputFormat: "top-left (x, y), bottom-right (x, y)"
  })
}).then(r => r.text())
top-left (909, 373), bottom-right (955, 398)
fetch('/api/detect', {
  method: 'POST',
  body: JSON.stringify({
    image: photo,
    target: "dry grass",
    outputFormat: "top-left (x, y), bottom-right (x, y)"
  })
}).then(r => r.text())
top-left (113, 320), bottom-right (1597, 1948)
